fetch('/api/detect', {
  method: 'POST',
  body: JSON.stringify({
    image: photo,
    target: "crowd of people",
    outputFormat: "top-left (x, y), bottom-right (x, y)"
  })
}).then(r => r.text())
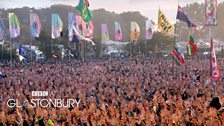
top-left (0, 56), bottom-right (224, 126)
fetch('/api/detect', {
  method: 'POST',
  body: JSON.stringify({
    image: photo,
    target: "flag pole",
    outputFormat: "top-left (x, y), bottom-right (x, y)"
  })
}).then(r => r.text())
top-left (10, 38), bottom-right (12, 64)
top-left (51, 39), bottom-right (53, 59)
top-left (145, 39), bottom-right (147, 57)
top-left (68, 41), bottom-right (71, 62)
top-left (30, 37), bottom-right (32, 64)
top-left (1, 43), bottom-right (3, 61)
top-left (172, 0), bottom-right (180, 79)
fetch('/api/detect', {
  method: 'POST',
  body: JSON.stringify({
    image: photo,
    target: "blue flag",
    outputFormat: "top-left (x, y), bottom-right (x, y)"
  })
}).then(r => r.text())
top-left (18, 46), bottom-right (26, 61)
top-left (176, 5), bottom-right (197, 28)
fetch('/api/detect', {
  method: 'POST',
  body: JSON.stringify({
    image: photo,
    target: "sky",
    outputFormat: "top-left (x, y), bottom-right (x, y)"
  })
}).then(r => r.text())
top-left (0, 0), bottom-right (223, 22)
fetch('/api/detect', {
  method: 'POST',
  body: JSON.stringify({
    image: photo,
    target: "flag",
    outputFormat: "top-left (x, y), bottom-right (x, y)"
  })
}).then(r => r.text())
top-left (68, 12), bottom-right (79, 43)
top-left (115, 21), bottom-right (122, 41)
top-left (76, 0), bottom-right (93, 22)
top-left (146, 18), bottom-right (153, 40)
top-left (158, 9), bottom-right (174, 33)
top-left (84, 21), bottom-right (94, 39)
top-left (187, 35), bottom-right (198, 56)
top-left (85, 0), bottom-right (90, 7)
top-left (130, 22), bottom-right (140, 41)
top-left (210, 38), bottom-right (220, 81)
top-left (73, 26), bottom-right (95, 45)
top-left (51, 14), bottom-right (63, 39)
top-left (176, 5), bottom-right (197, 28)
top-left (8, 13), bottom-right (20, 38)
top-left (171, 47), bottom-right (185, 65)
top-left (76, 15), bottom-right (86, 35)
top-left (205, 0), bottom-right (217, 26)
top-left (0, 19), bottom-right (5, 41)
top-left (30, 13), bottom-right (41, 38)
top-left (16, 46), bottom-right (26, 61)
top-left (101, 24), bottom-right (109, 43)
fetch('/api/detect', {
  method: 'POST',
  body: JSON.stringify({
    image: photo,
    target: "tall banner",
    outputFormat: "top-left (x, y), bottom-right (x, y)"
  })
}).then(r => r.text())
top-left (8, 13), bottom-right (20, 39)
top-left (205, 0), bottom-right (217, 26)
top-left (51, 14), bottom-right (63, 39)
top-left (101, 24), bottom-right (109, 43)
top-left (146, 18), bottom-right (153, 40)
top-left (115, 21), bottom-right (122, 41)
top-left (210, 38), bottom-right (220, 81)
top-left (130, 22), bottom-right (140, 41)
top-left (0, 19), bottom-right (5, 41)
top-left (30, 13), bottom-right (41, 38)
top-left (68, 12), bottom-right (79, 43)
top-left (158, 9), bottom-right (174, 33)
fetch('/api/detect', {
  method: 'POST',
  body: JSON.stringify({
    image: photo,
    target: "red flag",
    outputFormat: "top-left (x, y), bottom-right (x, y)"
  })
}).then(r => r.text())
top-left (210, 38), bottom-right (220, 81)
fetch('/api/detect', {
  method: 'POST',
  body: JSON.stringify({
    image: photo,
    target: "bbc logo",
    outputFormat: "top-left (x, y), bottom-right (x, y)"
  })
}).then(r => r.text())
top-left (32, 91), bottom-right (48, 97)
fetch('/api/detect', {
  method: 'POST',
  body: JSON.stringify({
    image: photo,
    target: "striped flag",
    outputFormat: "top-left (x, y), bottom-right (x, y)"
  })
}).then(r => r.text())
top-left (30, 13), bottom-right (41, 38)
top-left (101, 24), bottom-right (109, 43)
top-left (172, 47), bottom-right (185, 65)
top-left (51, 14), bottom-right (63, 39)
top-left (8, 13), bottom-right (20, 38)
top-left (210, 38), bottom-right (220, 81)
top-left (0, 19), bottom-right (5, 41)
top-left (115, 21), bottom-right (122, 41)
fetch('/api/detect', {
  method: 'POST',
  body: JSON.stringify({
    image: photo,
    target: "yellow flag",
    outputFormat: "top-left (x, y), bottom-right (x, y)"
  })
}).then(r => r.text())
top-left (158, 9), bottom-right (174, 33)
top-left (130, 22), bottom-right (140, 41)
